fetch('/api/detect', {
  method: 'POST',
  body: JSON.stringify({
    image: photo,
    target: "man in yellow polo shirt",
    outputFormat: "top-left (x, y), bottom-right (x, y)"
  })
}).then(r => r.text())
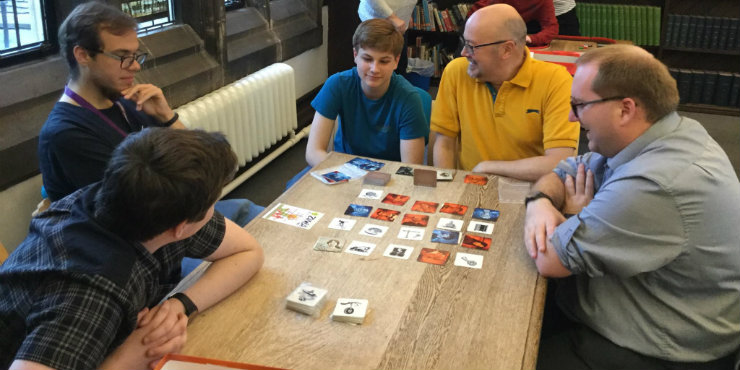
top-left (431, 4), bottom-right (579, 181)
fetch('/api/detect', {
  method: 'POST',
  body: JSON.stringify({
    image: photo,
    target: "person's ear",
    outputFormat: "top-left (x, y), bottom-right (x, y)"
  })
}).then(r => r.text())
top-left (173, 220), bottom-right (189, 239)
top-left (73, 45), bottom-right (92, 67)
top-left (618, 97), bottom-right (639, 125)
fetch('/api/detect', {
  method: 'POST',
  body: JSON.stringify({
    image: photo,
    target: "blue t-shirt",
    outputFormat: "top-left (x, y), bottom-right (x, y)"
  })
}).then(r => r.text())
top-left (311, 67), bottom-right (429, 162)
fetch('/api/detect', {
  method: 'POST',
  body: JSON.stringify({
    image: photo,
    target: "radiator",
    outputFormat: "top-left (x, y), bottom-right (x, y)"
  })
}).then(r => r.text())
top-left (176, 63), bottom-right (297, 167)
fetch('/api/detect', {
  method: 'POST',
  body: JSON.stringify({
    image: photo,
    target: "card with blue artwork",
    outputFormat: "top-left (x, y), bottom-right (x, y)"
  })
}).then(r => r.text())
top-left (347, 157), bottom-right (385, 171)
top-left (431, 229), bottom-right (461, 245)
top-left (344, 204), bottom-right (372, 217)
top-left (472, 208), bottom-right (500, 221)
top-left (310, 164), bottom-right (367, 185)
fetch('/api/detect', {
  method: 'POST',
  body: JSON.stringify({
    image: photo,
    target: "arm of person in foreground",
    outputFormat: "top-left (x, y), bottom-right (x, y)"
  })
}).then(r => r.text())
top-left (432, 131), bottom-right (457, 169)
top-left (400, 137), bottom-right (426, 164)
top-left (471, 147), bottom-right (574, 181)
top-left (305, 111), bottom-right (336, 167)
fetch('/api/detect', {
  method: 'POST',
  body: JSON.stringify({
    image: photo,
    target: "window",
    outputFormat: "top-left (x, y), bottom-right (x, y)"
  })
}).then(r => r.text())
top-left (121, 0), bottom-right (175, 32)
top-left (0, 0), bottom-right (54, 61)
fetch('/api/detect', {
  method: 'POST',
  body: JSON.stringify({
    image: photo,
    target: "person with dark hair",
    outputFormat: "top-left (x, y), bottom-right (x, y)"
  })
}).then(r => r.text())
top-left (0, 128), bottom-right (265, 370)
top-left (524, 45), bottom-right (740, 369)
top-left (39, 1), bottom-right (262, 228)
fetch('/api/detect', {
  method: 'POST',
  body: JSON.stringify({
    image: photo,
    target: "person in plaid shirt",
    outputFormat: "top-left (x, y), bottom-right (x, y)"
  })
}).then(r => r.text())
top-left (0, 128), bottom-right (264, 370)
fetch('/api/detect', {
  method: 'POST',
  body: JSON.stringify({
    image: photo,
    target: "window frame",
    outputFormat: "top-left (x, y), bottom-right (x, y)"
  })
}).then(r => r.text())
top-left (0, 0), bottom-right (57, 68)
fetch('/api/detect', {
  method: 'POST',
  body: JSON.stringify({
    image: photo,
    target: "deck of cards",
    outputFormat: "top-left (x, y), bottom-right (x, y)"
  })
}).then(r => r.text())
top-left (286, 283), bottom-right (328, 316)
top-left (331, 298), bottom-right (369, 324)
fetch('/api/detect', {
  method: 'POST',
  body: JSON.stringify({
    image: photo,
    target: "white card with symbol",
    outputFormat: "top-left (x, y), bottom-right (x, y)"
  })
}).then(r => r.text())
top-left (454, 252), bottom-right (483, 269)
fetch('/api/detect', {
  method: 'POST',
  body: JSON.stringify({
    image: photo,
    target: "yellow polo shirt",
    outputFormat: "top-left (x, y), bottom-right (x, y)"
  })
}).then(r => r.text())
top-left (431, 51), bottom-right (579, 170)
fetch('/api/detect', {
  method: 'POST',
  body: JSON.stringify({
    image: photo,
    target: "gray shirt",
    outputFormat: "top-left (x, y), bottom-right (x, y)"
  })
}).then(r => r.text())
top-left (551, 112), bottom-right (740, 361)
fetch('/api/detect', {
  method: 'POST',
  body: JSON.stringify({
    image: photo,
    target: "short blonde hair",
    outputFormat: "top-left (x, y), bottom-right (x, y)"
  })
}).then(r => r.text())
top-left (352, 19), bottom-right (404, 56)
top-left (576, 45), bottom-right (679, 123)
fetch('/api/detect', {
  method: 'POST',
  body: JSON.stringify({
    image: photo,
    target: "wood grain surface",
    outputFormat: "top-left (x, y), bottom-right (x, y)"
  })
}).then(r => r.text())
top-left (182, 153), bottom-right (546, 370)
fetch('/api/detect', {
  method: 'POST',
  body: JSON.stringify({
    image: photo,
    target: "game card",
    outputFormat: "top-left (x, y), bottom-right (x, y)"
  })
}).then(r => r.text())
top-left (431, 229), bottom-right (460, 244)
top-left (286, 284), bottom-right (328, 307)
top-left (370, 208), bottom-right (401, 222)
top-left (383, 244), bottom-right (414, 260)
top-left (313, 236), bottom-right (345, 253)
top-left (436, 217), bottom-right (464, 231)
top-left (381, 193), bottom-right (410, 206)
top-left (472, 208), bottom-right (500, 221)
top-left (461, 234), bottom-right (492, 251)
top-left (328, 217), bottom-right (357, 231)
top-left (417, 248), bottom-right (450, 265)
top-left (411, 200), bottom-right (439, 213)
top-left (358, 188), bottom-right (383, 200)
top-left (396, 166), bottom-right (414, 176)
top-left (331, 298), bottom-right (369, 323)
top-left (359, 224), bottom-right (389, 237)
top-left (440, 202), bottom-right (468, 216)
top-left (401, 213), bottom-right (429, 227)
top-left (436, 170), bottom-right (454, 181)
top-left (454, 252), bottom-right (483, 269)
top-left (464, 174), bottom-right (488, 185)
top-left (347, 157), bottom-right (385, 171)
top-left (397, 226), bottom-right (425, 241)
top-left (345, 241), bottom-right (377, 256)
top-left (344, 204), bottom-right (372, 217)
top-left (310, 164), bottom-right (367, 185)
top-left (263, 203), bottom-right (324, 230)
top-left (467, 220), bottom-right (495, 235)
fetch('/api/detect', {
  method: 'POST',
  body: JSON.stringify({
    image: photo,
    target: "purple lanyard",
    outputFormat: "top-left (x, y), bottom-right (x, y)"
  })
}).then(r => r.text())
top-left (64, 86), bottom-right (131, 138)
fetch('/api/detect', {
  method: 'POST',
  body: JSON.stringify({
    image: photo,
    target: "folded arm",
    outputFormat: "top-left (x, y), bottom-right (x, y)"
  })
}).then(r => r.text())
top-left (472, 147), bottom-right (574, 181)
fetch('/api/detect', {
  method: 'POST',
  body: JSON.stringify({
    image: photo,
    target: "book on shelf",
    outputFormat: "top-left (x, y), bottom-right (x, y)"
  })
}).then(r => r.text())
top-left (694, 16), bottom-right (707, 49)
top-left (665, 14), bottom-right (677, 47)
top-left (701, 71), bottom-right (718, 105)
top-left (689, 70), bottom-right (705, 104)
top-left (421, 0), bottom-right (432, 31)
top-left (717, 17), bottom-right (730, 50)
top-left (727, 18), bottom-right (739, 50)
top-left (716, 72), bottom-right (733, 107)
top-left (729, 73), bottom-right (740, 108)
top-left (676, 15), bottom-right (690, 48)
top-left (677, 69), bottom-right (692, 104)
top-left (686, 15), bottom-right (698, 49)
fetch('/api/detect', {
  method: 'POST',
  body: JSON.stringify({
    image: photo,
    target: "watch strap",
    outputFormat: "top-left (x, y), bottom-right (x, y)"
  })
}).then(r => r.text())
top-left (169, 292), bottom-right (198, 317)
top-left (524, 191), bottom-right (554, 207)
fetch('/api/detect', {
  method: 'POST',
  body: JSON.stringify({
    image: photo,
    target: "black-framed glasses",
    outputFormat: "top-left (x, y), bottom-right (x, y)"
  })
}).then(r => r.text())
top-left (570, 96), bottom-right (625, 119)
top-left (460, 37), bottom-right (511, 56)
top-left (96, 50), bottom-right (148, 69)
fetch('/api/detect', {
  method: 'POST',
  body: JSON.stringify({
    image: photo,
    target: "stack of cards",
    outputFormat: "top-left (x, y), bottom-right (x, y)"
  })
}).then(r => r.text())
top-left (331, 298), bottom-right (369, 324)
top-left (286, 283), bottom-right (328, 316)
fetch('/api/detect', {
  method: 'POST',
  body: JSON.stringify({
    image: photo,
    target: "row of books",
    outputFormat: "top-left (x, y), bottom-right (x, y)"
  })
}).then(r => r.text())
top-left (410, 1), bottom-right (472, 33)
top-left (407, 36), bottom-right (455, 78)
top-left (576, 3), bottom-right (661, 46)
top-left (669, 69), bottom-right (740, 108)
top-left (664, 15), bottom-right (739, 51)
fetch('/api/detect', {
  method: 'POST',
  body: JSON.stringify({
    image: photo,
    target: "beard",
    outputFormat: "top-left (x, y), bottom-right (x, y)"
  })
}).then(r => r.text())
top-left (90, 73), bottom-right (124, 102)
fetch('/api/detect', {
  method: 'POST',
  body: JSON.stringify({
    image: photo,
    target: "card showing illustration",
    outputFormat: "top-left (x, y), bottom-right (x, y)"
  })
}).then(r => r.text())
top-left (461, 234), bottom-right (492, 251)
top-left (464, 174), bottom-right (488, 185)
top-left (359, 224), bottom-right (389, 238)
top-left (345, 241), bottom-right (377, 256)
top-left (411, 200), bottom-right (439, 213)
top-left (370, 208), bottom-right (401, 222)
top-left (383, 244), bottom-right (414, 260)
top-left (417, 248), bottom-right (450, 265)
top-left (436, 217), bottom-right (464, 232)
top-left (263, 203), bottom-right (324, 230)
top-left (472, 208), bottom-right (500, 221)
top-left (397, 226), bottom-right (425, 241)
top-left (381, 193), bottom-right (410, 206)
top-left (467, 220), bottom-right (494, 235)
top-left (431, 229), bottom-right (460, 244)
top-left (313, 236), bottom-right (345, 253)
top-left (358, 188), bottom-right (383, 200)
top-left (347, 157), bottom-right (385, 171)
top-left (401, 213), bottom-right (429, 227)
top-left (396, 166), bottom-right (414, 176)
top-left (440, 202), bottom-right (468, 216)
top-left (454, 252), bottom-right (483, 269)
top-left (344, 204), bottom-right (372, 217)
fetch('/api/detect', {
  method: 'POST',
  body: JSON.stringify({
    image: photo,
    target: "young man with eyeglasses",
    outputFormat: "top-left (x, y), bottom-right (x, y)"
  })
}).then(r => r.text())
top-left (38, 2), bottom-right (262, 232)
top-left (525, 44), bottom-right (740, 369)
top-left (431, 4), bottom-right (578, 181)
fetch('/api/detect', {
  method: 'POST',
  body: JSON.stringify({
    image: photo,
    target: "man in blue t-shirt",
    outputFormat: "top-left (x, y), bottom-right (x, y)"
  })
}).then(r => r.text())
top-left (304, 18), bottom-right (429, 167)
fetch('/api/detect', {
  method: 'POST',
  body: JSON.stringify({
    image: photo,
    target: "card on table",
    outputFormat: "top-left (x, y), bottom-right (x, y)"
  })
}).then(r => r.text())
top-left (431, 229), bottom-right (461, 244)
top-left (286, 283), bottom-right (329, 315)
top-left (383, 244), bottom-right (414, 260)
top-left (440, 202), bottom-right (468, 216)
top-left (467, 220), bottom-right (495, 235)
top-left (358, 188), bottom-right (383, 200)
top-left (345, 240), bottom-right (377, 256)
top-left (263, 203), bottom-right (324, 230)
top-left (436, 170), bottom-right (454, 181)
top-left (347, 157), bottom-right (385, 171)
top-left (454, 252), bottom-right (483, 269)
top-left (461, 234), bottom-right (492, 251)
top-left (310, 164), bottom-right (367, 185)
top-left (328, 217), bottom-right (357, 231)
top-left (359, 223), bottom-right (389, 237)
top-left (472, 207), bottom-right (500, 221)
top-left (413, 169), bottom-right (437, 187)
top-left (344, 204), bottom-right (372, 217)
top-left (363, 171), bottom-right (391, 186)
top-left (401, 213), bottom-right (429, 227)
top-left (396, 166), bottom-right (414, 176)
top-left (381, 193), bottom-right (410, 206)
top-left (313, 236), bottom-right (345, 253)
top-left (370, 208), bottom-right (401, 222)
top-left (464, 174), bottom-right (488, 185)
top-left (331, 298), bottom-right (369, 324)
top-left (411, 200), bottom-right (439, 213)
top-left (397, 226), bottom-right (425, 241)
top-left (436, 217), bottom-right (464, 231)
top-left (417, 248), bottom-right (450, 265)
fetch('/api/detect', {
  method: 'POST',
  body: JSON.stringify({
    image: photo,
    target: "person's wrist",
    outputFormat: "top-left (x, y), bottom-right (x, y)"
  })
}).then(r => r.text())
top-left (524, 191), bottom-right (554, 208)
top-left (168, 292), bottom-right (198, 317)
top-left (161, 112), bottom-right (179, 126)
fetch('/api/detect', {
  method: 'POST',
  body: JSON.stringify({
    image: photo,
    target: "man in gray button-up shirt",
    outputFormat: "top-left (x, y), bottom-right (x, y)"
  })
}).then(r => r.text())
top-left (524, 44), bottom-right (740, 369)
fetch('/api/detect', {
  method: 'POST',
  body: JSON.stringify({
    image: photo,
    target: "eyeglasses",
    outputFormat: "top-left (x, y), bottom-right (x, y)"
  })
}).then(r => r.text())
top-left (460, 37), bottom-right (510, 56)
top-left (95, 50), bottom-right (148, 69)
top-left (570, 96), bottom-right (625, 119)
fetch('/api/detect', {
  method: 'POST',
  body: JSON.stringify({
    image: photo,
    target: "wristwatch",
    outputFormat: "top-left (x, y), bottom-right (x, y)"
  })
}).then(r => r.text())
top-left (168, 292), bottom-right (198, 317)
top-left (524, 191), bottom-right (554, 207)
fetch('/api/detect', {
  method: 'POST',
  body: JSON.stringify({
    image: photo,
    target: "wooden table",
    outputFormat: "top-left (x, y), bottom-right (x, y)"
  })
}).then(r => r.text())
top-left (182, 152), bottom-right (547, 370)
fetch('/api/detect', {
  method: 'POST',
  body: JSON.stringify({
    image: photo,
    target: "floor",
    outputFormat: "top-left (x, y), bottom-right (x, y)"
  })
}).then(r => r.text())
top-left (224, 111), bottom-right (740, 209)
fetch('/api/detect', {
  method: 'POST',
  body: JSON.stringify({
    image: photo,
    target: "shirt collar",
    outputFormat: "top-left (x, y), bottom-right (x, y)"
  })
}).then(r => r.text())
top-left (606, 111), bottom-right (681, 171)
top-left (508, 47), bottom-right (533, 88)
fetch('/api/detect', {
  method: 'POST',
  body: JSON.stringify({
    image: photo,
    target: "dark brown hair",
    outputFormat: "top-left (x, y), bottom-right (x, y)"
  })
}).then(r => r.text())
top-left (352, 18), bottom-right (404, 56)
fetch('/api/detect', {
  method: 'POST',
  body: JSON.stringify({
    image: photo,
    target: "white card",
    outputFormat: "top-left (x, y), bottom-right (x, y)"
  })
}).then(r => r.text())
top-left (436, 217), bottom-right (464, 231)
top-left (397, 226), bottom-right (425, 241)
top-left (436, 169), bottom-right (454, 181)
top-left (467, 220), bottom-right (495, 235)
top-left (332, 298), bottom-right (368, 319)
top-left (454, 252), bottom-right (483, 269)
top-left (263, 203), bottom-right (324, 230)
top-left (345, 241), bottom-right (377, 256)
top-left (359, 223), bottom-right (389, 238)
top-left (286, 284), bottom-right (329, 307)
top-left (383, 244), bottom-right (414, 260)
top-left (328, 217), bottom-right (357, 231)
top-left (358, 188), bottom-right (383, 200)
